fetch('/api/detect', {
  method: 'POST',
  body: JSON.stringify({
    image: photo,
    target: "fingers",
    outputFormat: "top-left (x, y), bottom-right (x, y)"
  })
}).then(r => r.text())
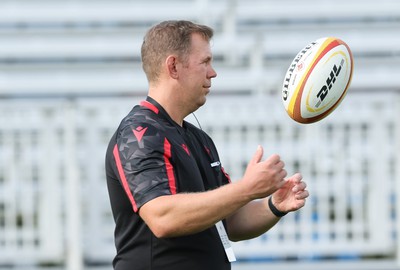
top-left (242, 148), bottom-right (289, 200)
top-left (250, 145), bottom-right (264, 165)
top-left (290, 172), bottom-right (303, 183)
top-left (251, 146), bottom-right (287, 180)
top-left (251, 146), bottom-right (283, 168)
top-left (295, 189), bottom-right (309, 200)
top-left (266, 153), bottom-right (281, 165)
top-left (266, 154), bottom-right (287, 182)
top-left (271, 172), bottom-right (310, 212)
top-left (289, 174), bottom-right (309, 200)
top-left (292, 181), bottom-right (307, 192)
top-left (290, 173), bottom-right (305, 192)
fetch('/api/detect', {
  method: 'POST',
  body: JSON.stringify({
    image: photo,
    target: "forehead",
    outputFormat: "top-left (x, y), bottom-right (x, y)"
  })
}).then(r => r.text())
top-left (189, 33), bottom-right (212, 57)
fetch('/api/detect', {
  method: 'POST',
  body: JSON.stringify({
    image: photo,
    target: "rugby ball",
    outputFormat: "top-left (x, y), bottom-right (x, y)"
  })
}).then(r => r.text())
top-left (282, 37), bottom-right (353, 124)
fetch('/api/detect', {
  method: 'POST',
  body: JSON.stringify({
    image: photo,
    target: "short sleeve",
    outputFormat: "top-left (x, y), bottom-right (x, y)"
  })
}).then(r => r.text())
top-left (113, 122), bottom-right (174, 212)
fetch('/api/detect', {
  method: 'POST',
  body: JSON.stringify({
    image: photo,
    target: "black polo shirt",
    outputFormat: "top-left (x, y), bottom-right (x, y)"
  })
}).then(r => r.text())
top-left (105, 96), bottom-right (232, 270)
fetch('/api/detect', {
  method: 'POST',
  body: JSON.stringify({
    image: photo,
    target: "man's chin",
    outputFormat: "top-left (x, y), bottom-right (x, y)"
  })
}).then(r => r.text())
top-left (192, 97), bottom-right (207, 113)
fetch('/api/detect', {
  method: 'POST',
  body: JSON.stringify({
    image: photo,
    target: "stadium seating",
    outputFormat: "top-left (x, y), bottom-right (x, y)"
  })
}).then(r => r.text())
top-left (0, 0), bottom-right (399, 268)
top-left (0, 0), bottom-right (399, 96)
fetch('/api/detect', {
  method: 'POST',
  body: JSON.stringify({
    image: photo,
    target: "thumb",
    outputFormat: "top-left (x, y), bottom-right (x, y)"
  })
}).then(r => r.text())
top-left (251, 145), bottom-right (263, 164)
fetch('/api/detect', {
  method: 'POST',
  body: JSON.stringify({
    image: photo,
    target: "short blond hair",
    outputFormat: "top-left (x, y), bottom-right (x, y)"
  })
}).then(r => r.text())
top-left (141, 20), bottom-right (214, 84)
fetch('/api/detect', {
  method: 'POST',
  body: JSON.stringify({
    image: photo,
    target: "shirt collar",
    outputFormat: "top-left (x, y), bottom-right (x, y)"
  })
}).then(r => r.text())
top-left (142, 96), bottom-right (186, 133)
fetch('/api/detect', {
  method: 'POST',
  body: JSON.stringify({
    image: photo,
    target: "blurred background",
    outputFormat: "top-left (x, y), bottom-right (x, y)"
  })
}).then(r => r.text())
top-left (0, 0), bottom-right (399, 269)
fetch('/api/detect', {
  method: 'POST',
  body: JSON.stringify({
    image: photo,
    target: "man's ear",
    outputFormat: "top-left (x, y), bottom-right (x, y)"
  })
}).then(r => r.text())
top-left (166, 55), bottom-right (179, 79)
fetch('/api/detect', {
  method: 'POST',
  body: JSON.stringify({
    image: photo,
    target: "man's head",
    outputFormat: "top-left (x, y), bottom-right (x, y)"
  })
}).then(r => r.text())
top-left (141, 20), bottom-right (214, 85)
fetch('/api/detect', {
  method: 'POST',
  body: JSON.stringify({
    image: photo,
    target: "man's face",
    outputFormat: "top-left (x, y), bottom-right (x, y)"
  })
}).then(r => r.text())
top-left (178, 33), bottom-right (217, 111)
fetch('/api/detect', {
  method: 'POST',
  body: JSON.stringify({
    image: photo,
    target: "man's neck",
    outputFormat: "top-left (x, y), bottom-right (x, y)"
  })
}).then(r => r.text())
top-left (147, 92), bottom-right (185, 127)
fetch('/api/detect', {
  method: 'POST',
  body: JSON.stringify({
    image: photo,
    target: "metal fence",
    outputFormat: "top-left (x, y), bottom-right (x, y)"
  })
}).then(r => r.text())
top-left (0, 91), bottom-right (399, 269)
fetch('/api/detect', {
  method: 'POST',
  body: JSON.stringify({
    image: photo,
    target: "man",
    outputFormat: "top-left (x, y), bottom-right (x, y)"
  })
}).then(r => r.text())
top-left (105, 20), bottom-right (309, 270)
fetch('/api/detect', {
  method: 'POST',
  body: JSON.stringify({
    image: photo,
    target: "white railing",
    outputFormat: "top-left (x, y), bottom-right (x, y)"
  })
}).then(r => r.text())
top-left (1, 0), bottom-right (400, 97)
top-left (0, 91), bottom-right (399, 268)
